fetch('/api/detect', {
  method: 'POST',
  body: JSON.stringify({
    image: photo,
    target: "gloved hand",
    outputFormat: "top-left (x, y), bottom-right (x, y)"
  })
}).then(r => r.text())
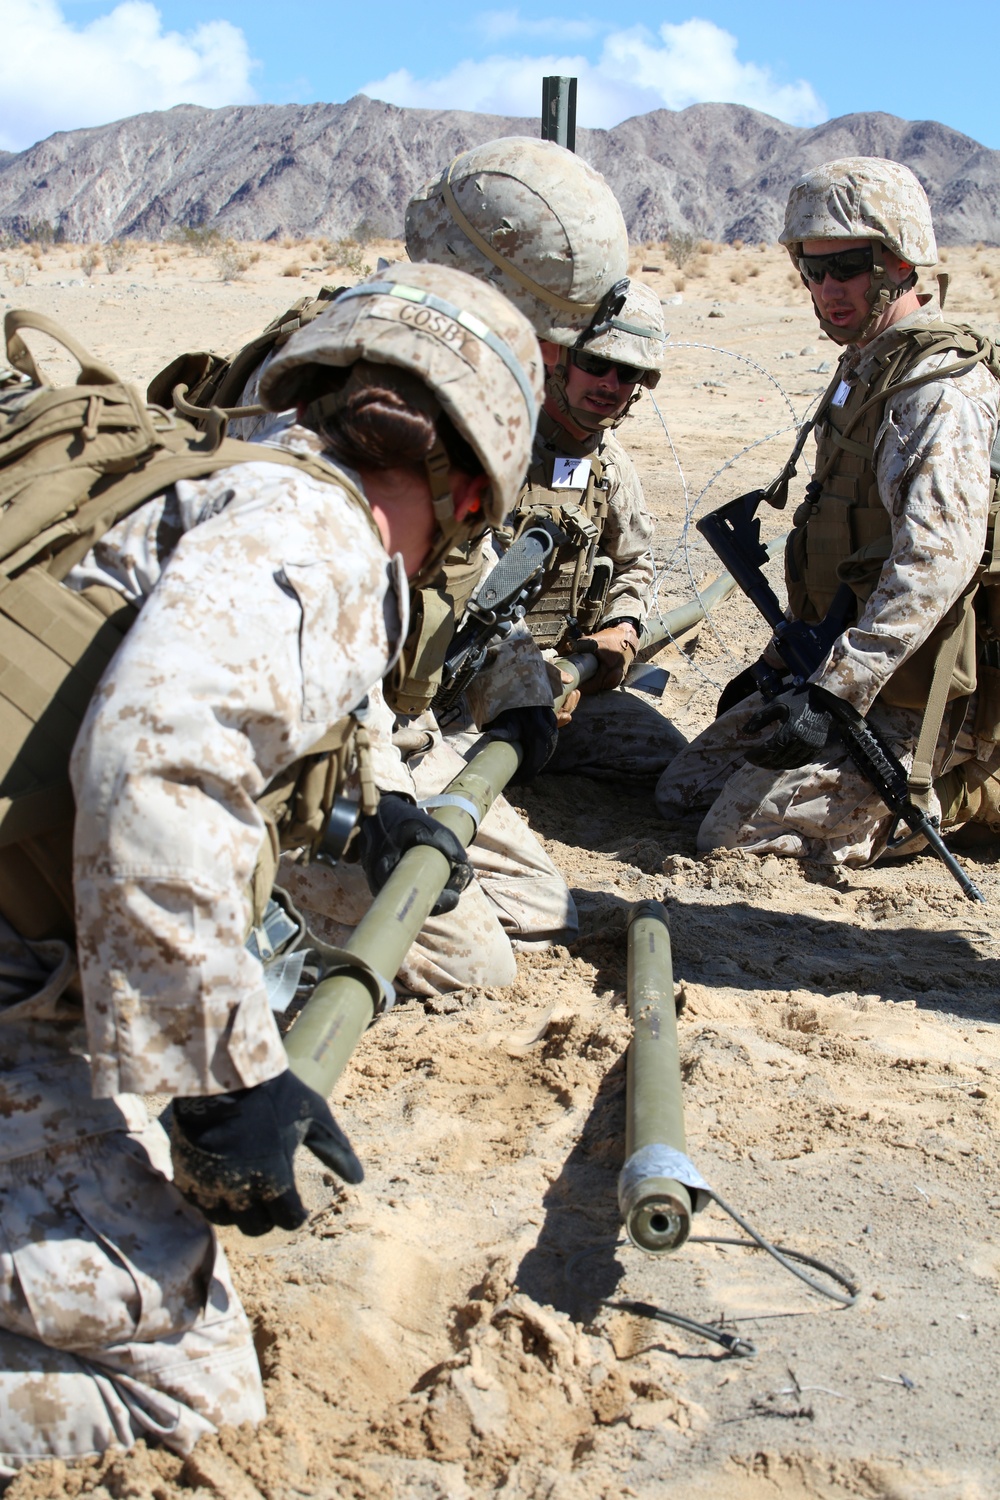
top-left (357, 792), bottom-right (472, 915)
top-left (744, 684), bottom-right (834, 771)
top-left (170, 1068), bottom-right (363, 1237)
top-left (716, 658), bottom-right (791, 716)
top-left (716, 664), bottom-right (761, 717)
top-left (566, 621), bottom-right (639, 694)
top-left (544, 660), bottom-right (580, 728)
top-left (486, 705), bottom-right (559, 783)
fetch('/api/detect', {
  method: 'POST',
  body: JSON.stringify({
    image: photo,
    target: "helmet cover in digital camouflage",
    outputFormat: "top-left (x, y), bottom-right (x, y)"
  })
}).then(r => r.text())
top-left (780, 156), bottom-right (936, 342)
top-left (404, 136), bottom-right (629, 346)
top-left (779, 156), bottom-right (937, 266)
top-left (260, 261), bottom-right (543, 531)
top-left (579, 279), bottom-right (665, 385)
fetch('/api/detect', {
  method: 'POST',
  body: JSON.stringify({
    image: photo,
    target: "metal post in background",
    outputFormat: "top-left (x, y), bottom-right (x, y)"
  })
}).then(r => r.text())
top-left (541, 76), bottom-right (577, 152)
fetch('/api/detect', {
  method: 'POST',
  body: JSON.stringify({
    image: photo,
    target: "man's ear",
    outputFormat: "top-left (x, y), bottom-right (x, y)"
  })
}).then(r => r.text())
top-left (538, 339), bottom-right (561, 373)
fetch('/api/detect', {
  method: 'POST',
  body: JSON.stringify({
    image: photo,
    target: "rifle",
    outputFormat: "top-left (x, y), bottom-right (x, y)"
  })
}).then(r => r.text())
top-left (697, 489), bottom-right (986, 904)
top-left (432, 525), bottom-right (554, 718)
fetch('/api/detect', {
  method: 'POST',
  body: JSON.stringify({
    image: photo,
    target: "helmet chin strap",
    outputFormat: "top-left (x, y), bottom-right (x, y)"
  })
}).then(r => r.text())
top-left (410, 437), bottom-right (487, 587)
top-left (805, 246), bottom-right (918, 345)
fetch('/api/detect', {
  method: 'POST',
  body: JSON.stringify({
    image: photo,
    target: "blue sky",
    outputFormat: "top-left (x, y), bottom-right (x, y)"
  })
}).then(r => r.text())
top-left (2, 0), bottom-right (998, 154)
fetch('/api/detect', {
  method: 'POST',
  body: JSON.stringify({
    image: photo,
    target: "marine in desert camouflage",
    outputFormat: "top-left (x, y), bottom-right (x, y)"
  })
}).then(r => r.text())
top-left (656, 157), bottom-right (1000, 866)
top-left (0, 263), bottom-right (543, 1473)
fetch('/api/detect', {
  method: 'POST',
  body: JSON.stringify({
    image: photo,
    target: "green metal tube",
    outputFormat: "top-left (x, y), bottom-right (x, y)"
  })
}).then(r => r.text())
top-left (619, 900), bottom-right (693, 1254)
top-left (284, 563), bottom-right (746, 1103)
top-left (639, 537), bottom-right (786, 656)
top-left (285, 656), bottom-right (597, 1097)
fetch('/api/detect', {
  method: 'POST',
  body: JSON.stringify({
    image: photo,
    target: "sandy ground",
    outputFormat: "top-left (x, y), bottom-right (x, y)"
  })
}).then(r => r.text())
top-left (2, 235), bottom-right (1000, 1500)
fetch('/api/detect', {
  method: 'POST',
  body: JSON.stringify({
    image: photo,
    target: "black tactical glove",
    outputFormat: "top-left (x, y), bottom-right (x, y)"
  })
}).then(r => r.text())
top-left (356, 792), bottom-right (472, 916)
top-left (170, 1068), bottom-right (363, 1237)
top-left (485, 705), bottom-right (559, 783)
top-left (717, 656), bottom-right (792, 718)
top-left (744, 684), bottom-right (834, 771)
top-left (716, 664), bottom-right (761, 717)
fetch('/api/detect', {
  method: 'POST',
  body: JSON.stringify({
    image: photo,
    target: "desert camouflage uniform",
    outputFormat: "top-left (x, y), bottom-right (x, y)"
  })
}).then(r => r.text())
top-left (527, 423), bottom-right (686, 780)
top-left (234, 408), bottom-right (578, 983)
top-left (656, 313), bottom-right (1000, 863)
top-left (0, 433), bottom-right (401, 1474)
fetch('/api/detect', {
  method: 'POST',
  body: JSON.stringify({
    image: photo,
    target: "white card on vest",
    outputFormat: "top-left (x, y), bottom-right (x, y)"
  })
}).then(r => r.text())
top-left (551, 457), bottom-right (592, 489)
top-left (831, 378), bottom-right (852, 407)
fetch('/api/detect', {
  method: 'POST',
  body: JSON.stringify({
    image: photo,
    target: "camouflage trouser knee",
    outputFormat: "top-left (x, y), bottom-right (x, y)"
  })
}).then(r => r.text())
top-left (282, 733), bottom-right (577, 996)
top-left (0, 1030), bottom-right (264, 1477)
top-left (545, 684), bottom-right (687, 782)
top-left (655, 691), bottom-right (988, 867)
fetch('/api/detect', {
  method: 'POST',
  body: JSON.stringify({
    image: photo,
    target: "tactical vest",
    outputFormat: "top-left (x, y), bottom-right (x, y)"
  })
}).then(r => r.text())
top-left (385, 537), bottom-right (484, 715)
top-left (509, 418), bottom-right (611, 649)
top-left (786, 320), bottom-right (1000, 727)
top-left (0, 309), bottom-right (380, 944)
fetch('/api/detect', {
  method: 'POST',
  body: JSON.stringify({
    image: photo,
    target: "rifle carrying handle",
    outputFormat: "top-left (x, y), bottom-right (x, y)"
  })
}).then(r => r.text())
top-left (4, 308), bottom-right (122, 389)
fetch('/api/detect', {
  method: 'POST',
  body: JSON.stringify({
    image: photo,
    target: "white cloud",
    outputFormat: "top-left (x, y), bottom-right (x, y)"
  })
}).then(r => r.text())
top-left (363, 17), bottom-right (826, 130)
top-left (0, 0), bottom-right (257, 153)
top-left (476, 10), bottom-right (603, 44)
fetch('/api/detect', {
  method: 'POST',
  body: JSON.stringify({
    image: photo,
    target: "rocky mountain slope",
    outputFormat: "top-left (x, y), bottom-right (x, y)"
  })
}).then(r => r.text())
top-left (1, 94), bottom-right (998, 245)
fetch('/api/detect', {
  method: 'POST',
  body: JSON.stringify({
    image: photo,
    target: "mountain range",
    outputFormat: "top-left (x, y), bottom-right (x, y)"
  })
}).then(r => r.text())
top-left (1, 95), bottom-right (998, 246)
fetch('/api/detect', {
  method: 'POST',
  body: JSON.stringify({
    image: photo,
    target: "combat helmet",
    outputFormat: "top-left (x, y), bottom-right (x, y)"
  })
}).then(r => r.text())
top-left (549, 279), bottom-right (666, 433)
top-left (260, 261), bottom-right (544, 548)
top-left (405, 136), bottom-right (630, 346)
top-left (779, 156), bottom-right (937, 342)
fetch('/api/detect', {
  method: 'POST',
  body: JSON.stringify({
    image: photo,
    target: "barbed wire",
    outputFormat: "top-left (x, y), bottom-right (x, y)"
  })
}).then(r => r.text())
top-left (646, 339), bottom-right (825, 687)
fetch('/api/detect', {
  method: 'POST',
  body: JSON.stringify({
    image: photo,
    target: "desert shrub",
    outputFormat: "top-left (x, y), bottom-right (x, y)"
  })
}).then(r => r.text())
top-left (689, 256), bottom-right (709, 278)
top-left (729, 266), bottom-right (747, 285)
top-left (9, 262), bottom-right (27, 286)
top-left (215, 240), bottom-right (251, 281)
top-left (282, 261), bottom-right (303, 277)
top-left (104, 240), bottom-right (126, 273)
top-left (331, 238), bottom-right (371, 277)
top-left (665, 230), bottom-right (697, 269)
top-left (698, 239), bottom-right (716, 255)
top-left (79, 246), bottom-right (101, 278)
top-left (170, 225), bottom-right (221, 253)
top-left (938, 248), bottom-right (949, 263)
top-left (281, 235), bottom-right (297, 250)
top-left (748, 264), bottom-right (760, 278)
top-left (731, 237), bottom-right (744, 251)
top-left (673, 275), bottom-right (685, 292)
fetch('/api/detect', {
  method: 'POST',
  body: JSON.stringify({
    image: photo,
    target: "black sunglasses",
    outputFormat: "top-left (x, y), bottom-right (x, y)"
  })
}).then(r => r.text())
top-left (572, 349), bottom-right (644, 384)
top-left (797, 246), bottom-right (874, 284)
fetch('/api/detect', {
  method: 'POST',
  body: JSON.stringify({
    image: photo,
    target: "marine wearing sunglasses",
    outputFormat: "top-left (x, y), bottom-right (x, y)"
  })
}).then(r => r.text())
top-left (798, 236), bottom-right (918, 345)
top-left (797, 245), bottom-right (875, 283)
top-left (571, 349), bottom-right (645, 385)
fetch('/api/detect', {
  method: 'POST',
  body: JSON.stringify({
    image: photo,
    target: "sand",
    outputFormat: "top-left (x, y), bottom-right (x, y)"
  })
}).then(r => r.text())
top-left (2, 233), bottom-right (1000, 1500)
